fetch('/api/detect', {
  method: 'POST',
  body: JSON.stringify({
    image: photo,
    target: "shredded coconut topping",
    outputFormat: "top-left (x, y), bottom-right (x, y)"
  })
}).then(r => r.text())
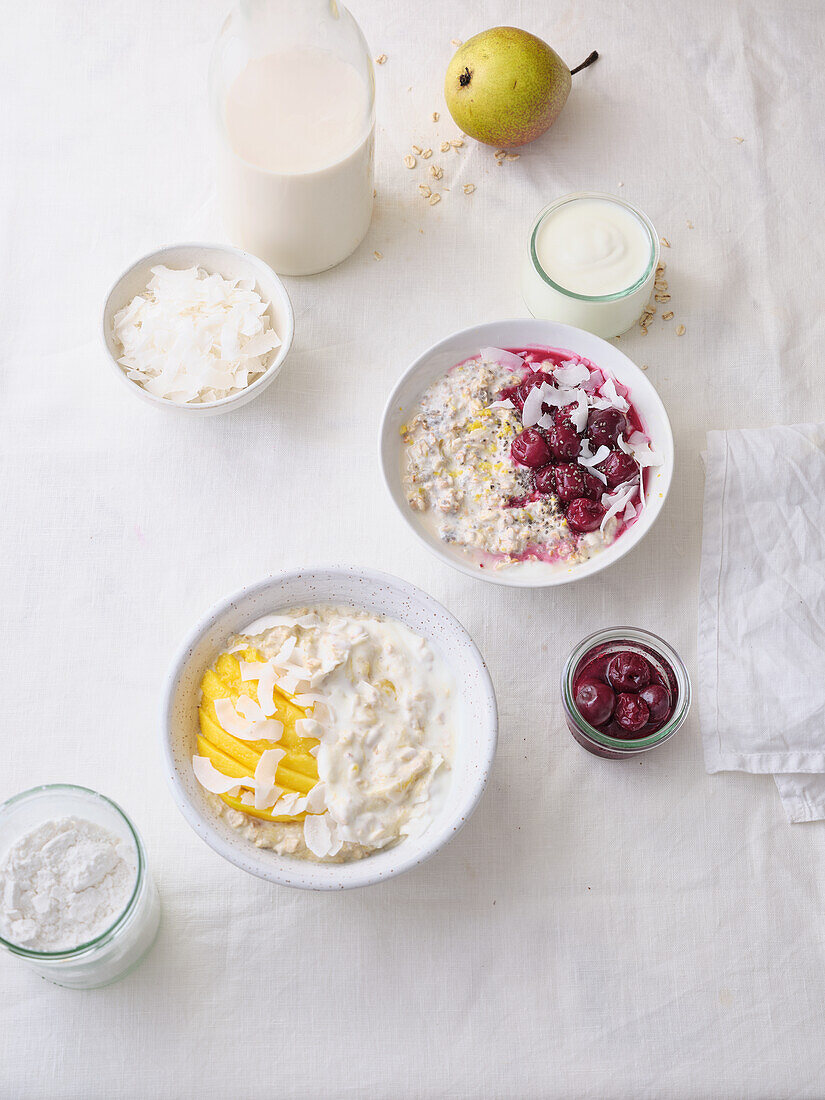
top-left (112, 265), bottom-right (281, 405)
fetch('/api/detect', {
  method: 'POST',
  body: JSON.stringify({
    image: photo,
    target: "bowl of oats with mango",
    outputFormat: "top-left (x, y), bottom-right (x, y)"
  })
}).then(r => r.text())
top-left (380, 319), bottom-right (673, 587)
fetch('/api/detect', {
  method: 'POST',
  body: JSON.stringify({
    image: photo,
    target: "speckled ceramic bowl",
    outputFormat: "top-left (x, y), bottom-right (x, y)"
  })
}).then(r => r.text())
top-left (162, 568), bottom-right (498, 890)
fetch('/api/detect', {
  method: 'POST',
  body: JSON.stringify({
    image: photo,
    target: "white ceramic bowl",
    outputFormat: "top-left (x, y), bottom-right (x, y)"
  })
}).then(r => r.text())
top-left (101, 243), bottom-right (295, 416)
top-left (161, 568), bottom-right (498, 890)
top-left (380, 318), bottom-right (674, 588)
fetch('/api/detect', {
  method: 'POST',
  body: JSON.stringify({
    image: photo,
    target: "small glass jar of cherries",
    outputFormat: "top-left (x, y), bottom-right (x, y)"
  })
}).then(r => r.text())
top-left (561, 628), bottom-right (691, 759)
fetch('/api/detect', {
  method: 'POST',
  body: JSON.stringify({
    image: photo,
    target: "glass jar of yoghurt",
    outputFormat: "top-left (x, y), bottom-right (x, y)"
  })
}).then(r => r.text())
top-left (0, 785), bottom-right (161, 989)
top-left (522, 192), bottom-right (659, 339)
top-left (561, 627), bottom-right (691, 759)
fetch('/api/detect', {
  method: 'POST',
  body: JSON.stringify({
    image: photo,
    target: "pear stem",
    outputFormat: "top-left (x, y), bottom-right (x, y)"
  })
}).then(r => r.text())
top-left (570, 50), bottom-right (599, 76)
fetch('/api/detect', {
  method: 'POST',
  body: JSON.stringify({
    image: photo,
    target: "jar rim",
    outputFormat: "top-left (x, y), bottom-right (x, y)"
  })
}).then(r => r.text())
top-left (561, 627), bottom-right (691, 752)
top-left (0, 784), bottom-right (145, 959)
top-left (529, 192), bottom-right (659, 303)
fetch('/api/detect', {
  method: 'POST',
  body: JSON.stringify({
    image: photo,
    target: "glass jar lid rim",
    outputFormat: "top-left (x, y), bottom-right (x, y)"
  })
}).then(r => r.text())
top-left (529, 191), bottom-right (659, 303)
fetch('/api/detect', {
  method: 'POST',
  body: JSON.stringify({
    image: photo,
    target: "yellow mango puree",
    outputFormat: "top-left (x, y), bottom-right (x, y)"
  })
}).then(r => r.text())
top-left (198, 647), bottom-right (319, 822)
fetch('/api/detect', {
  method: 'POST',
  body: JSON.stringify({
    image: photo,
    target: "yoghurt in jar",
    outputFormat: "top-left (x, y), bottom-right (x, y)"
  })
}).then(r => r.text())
top-left (522, 193), bottom-right (659, 338)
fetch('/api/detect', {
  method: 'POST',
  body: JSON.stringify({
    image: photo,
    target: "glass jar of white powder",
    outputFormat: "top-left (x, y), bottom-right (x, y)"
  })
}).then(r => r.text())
top-left (0, 785), bottom-right (160, 989)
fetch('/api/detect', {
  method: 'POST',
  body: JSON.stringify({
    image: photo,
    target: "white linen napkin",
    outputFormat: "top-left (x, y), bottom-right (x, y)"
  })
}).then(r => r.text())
top-left (698, 423), bottom-right (825, 822)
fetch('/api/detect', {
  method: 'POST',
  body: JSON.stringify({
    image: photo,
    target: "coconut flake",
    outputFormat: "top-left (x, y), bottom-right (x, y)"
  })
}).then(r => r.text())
top-left (554, 361), bottom-right (591, 388)
top-left (600, 482), bottom-right (639, 531)
top-left (304, 813), bottom-right (343, 858)
top-left (295, 718), bottom-right (323, 739)
top-left (579, 444), bottom-right (611, 469)
top-left (521, 382), bottom-right (549, 427)
top-left (627, 433), bottom-right (663, 468)
top-left (597, 377), bottom-right (630, 413)
top-left (213, 697), bottom-right (283, 742)
top-left (623, 501), bottom-right (638, 523)
top-left (480, 346), bottom-right (524, 370)
top-left (272, 636), bottom-right (297, 666)
top-left (570, 391), bottom-right (589, 433)
top-left (112, 265), bottom-right (280, 406)
top-left (252, 747), bottom-right (286, 809)
top-left (192, 755), bottom-right (252, 796)
top-left (487, 398), bottom-right (515, 411)
top-left (305, 782), bottom-right (327, 814)
top-left (239, 659), bottom-right (279, 717)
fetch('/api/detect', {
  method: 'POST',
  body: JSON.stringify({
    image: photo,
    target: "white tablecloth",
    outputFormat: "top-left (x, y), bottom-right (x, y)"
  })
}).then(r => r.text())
top-left (1, 1), bottom-right (824, 1097)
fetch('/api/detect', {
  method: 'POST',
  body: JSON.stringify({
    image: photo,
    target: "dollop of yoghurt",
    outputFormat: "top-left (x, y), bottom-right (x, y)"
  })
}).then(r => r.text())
top-left (244, 606), bottom-right (456, 859)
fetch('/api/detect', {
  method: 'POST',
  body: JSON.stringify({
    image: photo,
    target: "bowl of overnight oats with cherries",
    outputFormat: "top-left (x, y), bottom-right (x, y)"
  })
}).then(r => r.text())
top-left (381, 320), bottom-right (673, 587)
top-left (162, 568), bottom-right (497, 889)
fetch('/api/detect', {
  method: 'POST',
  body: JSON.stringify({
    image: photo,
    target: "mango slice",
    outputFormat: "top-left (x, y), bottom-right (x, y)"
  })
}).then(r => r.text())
top-left (197, 646), bottom-right (319, 821)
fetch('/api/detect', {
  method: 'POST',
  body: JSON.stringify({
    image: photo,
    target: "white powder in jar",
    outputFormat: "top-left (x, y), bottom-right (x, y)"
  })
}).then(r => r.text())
top-left (0, 816), bottom-right (137, 951)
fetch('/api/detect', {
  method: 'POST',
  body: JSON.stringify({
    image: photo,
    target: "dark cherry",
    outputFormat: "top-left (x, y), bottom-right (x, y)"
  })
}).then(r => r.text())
top-left (533, 465), bottom-right (556, 494)
top-left (639, 683), bottom-right (671, 724)
top-left (548, 423), bottom-right (581, 461)
top-left (580, 470), bottom-right (603, 500)
top-left (565, 498), bottom-right (605, 533)
top-left (554, 464), bottom-right (586, 503)
top-left (614, 693), bottom-right (650, 732)
top-left (498, 383), bottom-right (521, 409)
top-left (599, 450), bottom-right (639, 488)
top-left (575, 679), bottom-right (616, 727)
top-left (517, 370), bottom-right (554, 408)
top-left (587, 408), bottom-right (628, 449)
top-left (554, 403), bottom-right (577, 428)
top-left (511, 428), bottom-right (551, 468)
top-left (607, 651), bottom-right (652, 692)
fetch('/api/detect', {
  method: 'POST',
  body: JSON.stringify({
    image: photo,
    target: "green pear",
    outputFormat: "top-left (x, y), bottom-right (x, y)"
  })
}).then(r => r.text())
top-left (444, 27), bottom-right (597, 148)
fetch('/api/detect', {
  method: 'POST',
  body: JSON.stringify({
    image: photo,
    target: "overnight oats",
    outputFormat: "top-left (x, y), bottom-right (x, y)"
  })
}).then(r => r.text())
top-left (402, 345), bottom-right (662, 576)
top-left (192, 605), bottom-right (456, 862)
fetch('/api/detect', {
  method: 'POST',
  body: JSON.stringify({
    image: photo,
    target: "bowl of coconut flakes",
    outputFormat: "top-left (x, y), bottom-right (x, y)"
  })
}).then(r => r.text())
top-left (102, 243), bottom-right (294, 415)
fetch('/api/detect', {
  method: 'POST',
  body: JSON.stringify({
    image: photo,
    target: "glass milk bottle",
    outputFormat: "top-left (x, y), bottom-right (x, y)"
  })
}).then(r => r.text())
top-left (210, 0), bottom-right (375, 276)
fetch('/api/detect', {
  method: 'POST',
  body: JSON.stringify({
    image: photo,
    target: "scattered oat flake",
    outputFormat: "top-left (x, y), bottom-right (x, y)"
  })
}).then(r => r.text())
top-left (432, 111), bottom-right (440, 122)
top-left (655, 293), bottom-right (671, 302)
top-left (641, 364), bottom-right (649, 371)
top-left (676, 324), bottom-right (686, 336)
top-left (656, 262), bottom-right (666, 274)
top-left (733, 136), bottom-right (745, 143)
top-left (375, 54), bottom-right (387, 65)
top-left (660, 237), bottom-right (671, 248)
top-left (451, 38), bottom-right (462, 46)
top-left (428, 193), bottom-right (441, 205)
top-left (440, 141), bottom-right (451, 152)
top-left (505, 153), bottom-right (520, 160)
top-left (451, 139), bottom-right (464, 148)
top-left (495, 149), bottom-right (507, 158)
top-left (463, 183), bottom-right (476, 194)
top-left (403, 154), bottom-right (416, 169)
top-left (373, 251), bottom-right (383, 260)
top-left (641, 326), bottom-right (648, 335)
top-left (663, 311), bottom-right (674, 320)
top-left (430, 165), bottom-right (443, 179)
top-left (412, 145), bottom-right (422, 155)
top-left (686, 220), bottom-right (694, 229)
top-left (618, 181), bottom-right (624, 188)
top-left (418, 184), bottom-right (432, 197)
top-left (422, 148), bottom-right (433, 159)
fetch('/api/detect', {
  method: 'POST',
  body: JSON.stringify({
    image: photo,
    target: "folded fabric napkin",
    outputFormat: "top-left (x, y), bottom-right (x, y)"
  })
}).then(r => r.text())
top-left (698, 423), bottom-right (825, 822)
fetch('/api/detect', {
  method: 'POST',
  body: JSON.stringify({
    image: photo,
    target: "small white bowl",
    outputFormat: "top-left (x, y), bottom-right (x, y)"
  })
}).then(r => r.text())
top-left (102, 243), bottom-right (295, 416)
top-left (380, 318), bottom-right (674, 588)
top-left (161, 568), bottom-right (498, 890)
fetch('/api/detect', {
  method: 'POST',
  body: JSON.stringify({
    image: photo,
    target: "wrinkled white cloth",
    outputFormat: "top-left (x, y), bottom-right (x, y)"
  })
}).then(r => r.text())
top-left (699, 424), bottom-right (825, 821)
